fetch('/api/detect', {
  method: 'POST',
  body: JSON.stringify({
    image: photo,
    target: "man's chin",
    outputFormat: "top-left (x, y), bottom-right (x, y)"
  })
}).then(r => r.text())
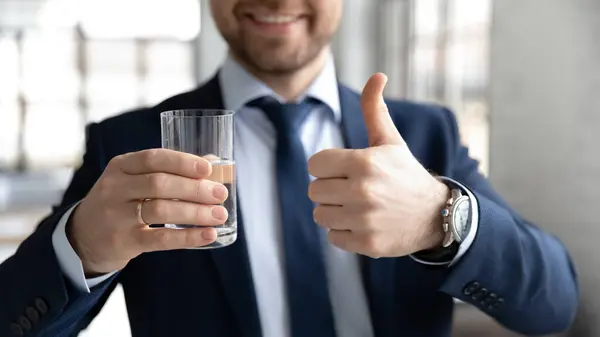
top-left (229, 39), bottom-right (327, 75)
top-left (240, 52), bottom-right (309, 74)
top-left (254, 60), bottom-right (306, 74)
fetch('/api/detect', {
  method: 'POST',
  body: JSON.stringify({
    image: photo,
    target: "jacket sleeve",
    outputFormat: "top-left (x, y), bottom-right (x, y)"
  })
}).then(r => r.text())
top-left (436, 108), bottom-right (579, 335)
top-left (0, 123), bottom-right (119, 337)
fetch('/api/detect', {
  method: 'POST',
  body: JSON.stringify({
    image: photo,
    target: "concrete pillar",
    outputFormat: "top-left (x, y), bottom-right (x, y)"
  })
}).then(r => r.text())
top-left (490, 0), bottom-right (600, 335)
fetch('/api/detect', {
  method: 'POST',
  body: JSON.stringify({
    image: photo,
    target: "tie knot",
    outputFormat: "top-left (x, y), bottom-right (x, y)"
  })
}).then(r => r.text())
top-left (247, 97), bottom-right (315, 134)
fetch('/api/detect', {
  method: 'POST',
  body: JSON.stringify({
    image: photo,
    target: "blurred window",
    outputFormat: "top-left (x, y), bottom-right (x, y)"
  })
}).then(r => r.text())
top-left (0, 0), bottom-right (199, 171)
top-left (0, 33), bottom-right (20, 169)
top-left (382, 0), bottom-right (492, 175)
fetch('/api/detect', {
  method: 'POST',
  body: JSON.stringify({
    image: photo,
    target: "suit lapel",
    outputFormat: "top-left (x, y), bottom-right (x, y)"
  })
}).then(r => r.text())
top-left (338, 84), bottom-right (397, 337)
top-left (182, 76), bottom-right (263, 337)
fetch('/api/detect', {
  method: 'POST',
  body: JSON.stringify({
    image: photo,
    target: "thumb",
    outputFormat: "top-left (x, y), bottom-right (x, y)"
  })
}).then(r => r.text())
top-left (361, 73), bottom-right (405, 146)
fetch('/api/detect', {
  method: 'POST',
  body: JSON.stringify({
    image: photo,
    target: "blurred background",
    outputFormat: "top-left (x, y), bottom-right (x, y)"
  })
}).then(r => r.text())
top-left (0, 0), bottom-right (598, 336)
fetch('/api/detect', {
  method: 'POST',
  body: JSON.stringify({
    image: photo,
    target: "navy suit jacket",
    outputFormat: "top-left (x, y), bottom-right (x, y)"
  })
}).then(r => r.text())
top-left (0, 75), bottom-right (579, 337)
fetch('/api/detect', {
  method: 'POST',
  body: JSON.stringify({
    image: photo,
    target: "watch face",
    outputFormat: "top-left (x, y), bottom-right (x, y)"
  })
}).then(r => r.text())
top-left (452, 197), bottom-right (471, 242)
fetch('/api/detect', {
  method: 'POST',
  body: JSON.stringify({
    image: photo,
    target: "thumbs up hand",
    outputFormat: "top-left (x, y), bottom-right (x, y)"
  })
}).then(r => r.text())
top-left (308, 73), bottom-right (450, 258)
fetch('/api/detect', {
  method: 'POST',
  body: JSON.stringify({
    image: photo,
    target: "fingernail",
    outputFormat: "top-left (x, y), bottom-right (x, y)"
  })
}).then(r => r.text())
top-left (212, 185), bottom-right (228, 200)
top-left (201, 229), bottom-right (216, 241)
top-left (211, 206), bottom-right (228, 220)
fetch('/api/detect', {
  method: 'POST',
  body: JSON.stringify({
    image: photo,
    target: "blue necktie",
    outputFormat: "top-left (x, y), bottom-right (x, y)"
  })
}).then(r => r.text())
top-left (247, 97), bottom-right (337, 337)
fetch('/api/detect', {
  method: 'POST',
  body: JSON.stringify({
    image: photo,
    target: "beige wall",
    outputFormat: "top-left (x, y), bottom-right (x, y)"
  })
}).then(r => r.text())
top-left (490, 0), bottom-right (600, 336)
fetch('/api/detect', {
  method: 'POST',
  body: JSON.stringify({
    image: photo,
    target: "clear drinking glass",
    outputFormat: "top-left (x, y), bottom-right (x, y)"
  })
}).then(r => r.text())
top-left (160, 109), bottom-right (237, 249)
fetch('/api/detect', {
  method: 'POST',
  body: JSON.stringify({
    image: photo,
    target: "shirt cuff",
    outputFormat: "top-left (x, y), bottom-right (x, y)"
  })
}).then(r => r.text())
top-left (410, 177), bottom-right (479, 267)
top-left (51, 202), bottom-right (118, 293)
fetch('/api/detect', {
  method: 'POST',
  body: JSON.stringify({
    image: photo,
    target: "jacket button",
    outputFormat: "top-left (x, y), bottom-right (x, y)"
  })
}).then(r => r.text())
top-left (471, 288), bottom-right (488, 301)
top-left (492, 297), bottom-right (505, 309)
top-left (17, 316), bottom-right (32, 332)
top-left (463, 282), bottom-right (481, 296)
top-left (25, 307), bottom-right (40, 324)
top-left (10, 323), bottom-right (23, 336)
top-left (481, 293), bottom-right (498, 307)
top-left (34, 298), bottom-right (49, 315)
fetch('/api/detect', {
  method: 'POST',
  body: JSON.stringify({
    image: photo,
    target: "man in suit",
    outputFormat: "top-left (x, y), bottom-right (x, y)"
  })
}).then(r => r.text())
top-left (0, 0), bottom-right (579, 336)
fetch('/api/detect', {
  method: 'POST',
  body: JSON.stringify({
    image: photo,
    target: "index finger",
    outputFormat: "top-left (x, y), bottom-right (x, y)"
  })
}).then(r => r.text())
top-left (308, 149), bottom-right (353, 179)
top-left (116, 149), bottom-right (212, 178)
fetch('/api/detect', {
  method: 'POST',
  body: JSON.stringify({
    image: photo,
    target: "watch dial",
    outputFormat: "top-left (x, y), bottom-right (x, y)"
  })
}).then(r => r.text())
top-left (453, 198), bottom-right (471, 241)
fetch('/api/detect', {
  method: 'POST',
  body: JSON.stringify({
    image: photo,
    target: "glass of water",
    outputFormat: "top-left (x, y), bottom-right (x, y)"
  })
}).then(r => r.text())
top-left (160, 109), bottom-right (237, 249)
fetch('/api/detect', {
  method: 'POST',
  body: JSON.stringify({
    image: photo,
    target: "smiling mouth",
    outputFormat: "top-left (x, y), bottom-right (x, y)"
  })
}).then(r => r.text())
top-left (241, 12), bottom-right (306, 35)
top-left (250, 13), bottom-right (300, 24)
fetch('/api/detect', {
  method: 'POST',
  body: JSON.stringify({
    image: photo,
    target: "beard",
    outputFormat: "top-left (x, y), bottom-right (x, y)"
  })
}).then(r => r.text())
top-left (223, 30), bottom-right (331, 76)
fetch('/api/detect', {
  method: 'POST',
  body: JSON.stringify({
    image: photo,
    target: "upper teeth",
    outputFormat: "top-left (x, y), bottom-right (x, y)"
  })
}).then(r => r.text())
top-left (254, 15), bottom-right (297, 24)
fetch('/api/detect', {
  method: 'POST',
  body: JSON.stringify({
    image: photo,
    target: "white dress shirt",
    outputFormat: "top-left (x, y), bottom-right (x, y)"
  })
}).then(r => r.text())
top-left (52, 52), bottom-right (477, 337)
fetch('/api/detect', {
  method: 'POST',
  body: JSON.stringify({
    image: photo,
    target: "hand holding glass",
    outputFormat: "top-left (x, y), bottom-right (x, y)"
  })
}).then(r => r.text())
top-left (160, 109), bottom-right (237, 249)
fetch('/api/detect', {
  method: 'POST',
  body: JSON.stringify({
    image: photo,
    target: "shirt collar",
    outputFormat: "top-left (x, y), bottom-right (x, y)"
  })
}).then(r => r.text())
top-left (218, 52), bottom-right (341, 122)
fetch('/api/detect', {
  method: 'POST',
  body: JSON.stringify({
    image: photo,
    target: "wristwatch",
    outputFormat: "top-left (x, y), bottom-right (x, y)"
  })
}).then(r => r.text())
top-left (441, 188), bottom-right (472, 247)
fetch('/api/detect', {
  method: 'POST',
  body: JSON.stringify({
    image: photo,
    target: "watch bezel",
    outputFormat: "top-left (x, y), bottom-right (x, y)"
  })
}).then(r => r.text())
top-left (450, 195), bottom-right (471, 243)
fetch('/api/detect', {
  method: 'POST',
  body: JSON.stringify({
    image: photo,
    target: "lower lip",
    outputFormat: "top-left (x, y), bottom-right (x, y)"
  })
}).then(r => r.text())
top-left (244, 16), bottom-right (302, 35)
